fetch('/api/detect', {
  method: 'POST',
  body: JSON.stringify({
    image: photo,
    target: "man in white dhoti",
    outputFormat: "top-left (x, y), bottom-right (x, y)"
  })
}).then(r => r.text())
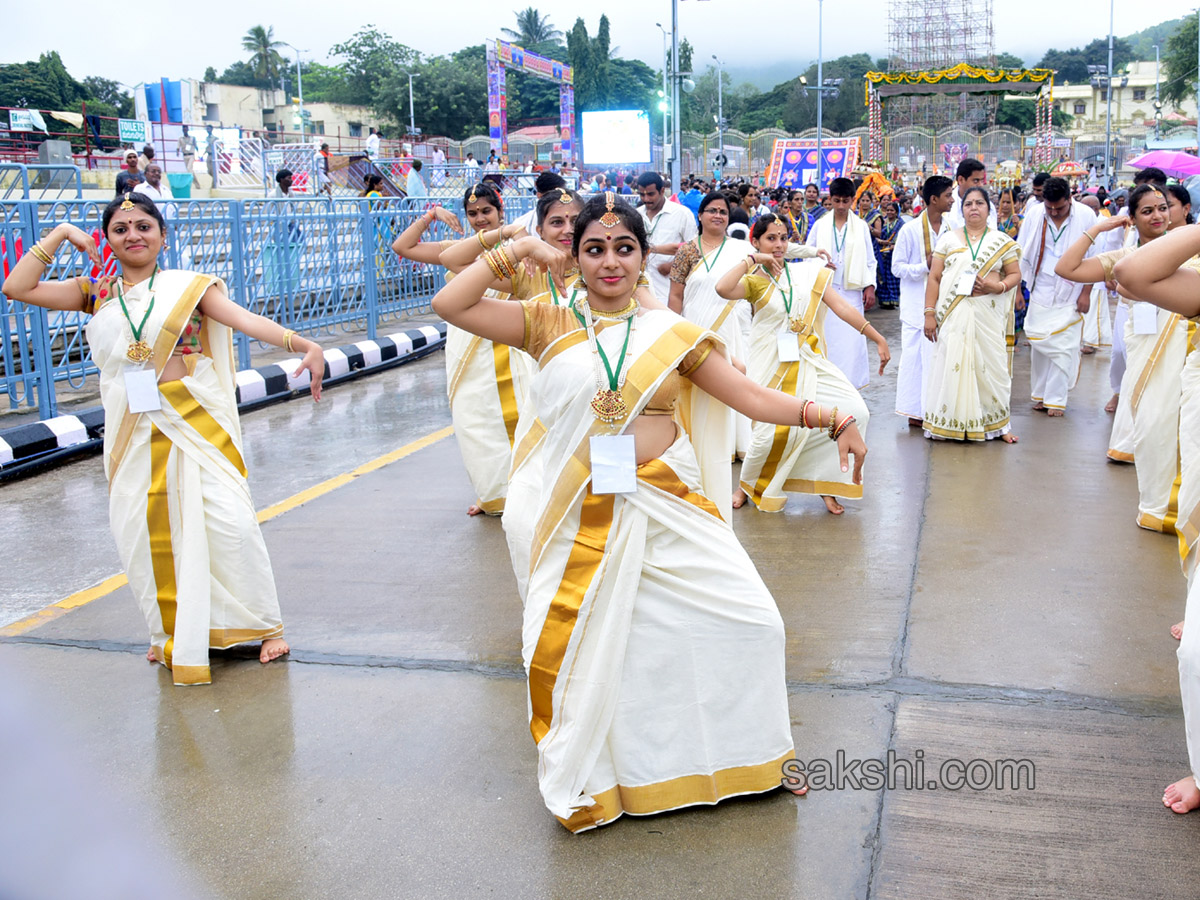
top-left (944, 158), bottom-right (998, 232)
top-left (893, 175), bottom-right (953, 423)
top-left (807, 177), bottom-right (876, 388)
top-left (1077, 194), bottom-right (1114, 354)
top-left (1018, 177), bottom-right (1097, 415)
top-left (636, 172), bottom-right (698, 304)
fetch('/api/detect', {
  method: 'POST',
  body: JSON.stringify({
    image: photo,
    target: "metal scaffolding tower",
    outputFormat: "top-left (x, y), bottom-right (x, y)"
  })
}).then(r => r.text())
top-left (886, 0), bottom-right (997, 130)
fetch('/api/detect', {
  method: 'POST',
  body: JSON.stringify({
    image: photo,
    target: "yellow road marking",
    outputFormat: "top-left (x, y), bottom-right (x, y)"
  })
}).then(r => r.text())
top-left (0, 425), bottom-right (454, 638)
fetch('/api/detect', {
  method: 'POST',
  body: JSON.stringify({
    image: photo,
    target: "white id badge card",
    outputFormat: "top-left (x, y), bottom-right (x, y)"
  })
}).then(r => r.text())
top-left (1132, 302), bottom-right (1158, 335)
top-left (123, 365), bottom-right (161, 414)
top-left (955, 268), bottom-right (978, 296)
top-left (590, 434), bottom-right (638, 494)
top-left (777, 331), bottom-right (802, 362)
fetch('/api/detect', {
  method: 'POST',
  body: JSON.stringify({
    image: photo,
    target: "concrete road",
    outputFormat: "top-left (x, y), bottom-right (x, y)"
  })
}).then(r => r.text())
top-left (3, 306), bottom-right (1198, 899)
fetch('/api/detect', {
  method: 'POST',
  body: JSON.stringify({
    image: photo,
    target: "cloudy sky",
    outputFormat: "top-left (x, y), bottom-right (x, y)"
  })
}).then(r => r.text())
top-left (3, 0), bottom-right (1194, 88)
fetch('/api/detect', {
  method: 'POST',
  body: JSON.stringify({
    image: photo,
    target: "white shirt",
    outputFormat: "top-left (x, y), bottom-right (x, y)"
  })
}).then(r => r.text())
top-left (892, 213), bottom-right (949, 327)
top-left (406, 169), bottom-right (427, 199)
top-left (638, 200), bottom-right (698, 302)
top-left (432, 147), bottom-right (446, 166)
top-left (136, 179), bottom-right (172, 205)
top-left (512, 206), bottom-right (538, 236)
top-left (945, 186), bottom-right (998, 231)
top-left (464, 157), bottom-right (479, 171)
top-left (365, 133), bottom-right (380, 158)
top-left (1018, 201), bottom-right (1098, 307)
top-left (806, 212), bottom-right (876, 292)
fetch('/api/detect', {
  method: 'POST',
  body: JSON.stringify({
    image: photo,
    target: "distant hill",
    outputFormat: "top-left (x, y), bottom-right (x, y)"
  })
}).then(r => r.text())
top-left (1123, 17), bottom-right (1185, 59)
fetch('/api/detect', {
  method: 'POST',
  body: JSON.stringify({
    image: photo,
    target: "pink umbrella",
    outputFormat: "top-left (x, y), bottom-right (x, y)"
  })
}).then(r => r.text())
top-left (1127, 150), bottom-right (1200, 178)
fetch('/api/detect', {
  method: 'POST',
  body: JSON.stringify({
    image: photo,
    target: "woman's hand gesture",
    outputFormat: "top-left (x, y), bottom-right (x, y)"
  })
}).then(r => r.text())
top-left (752, 252), bottom-right (783, 278)
top-left (514, 236), bottom-right (570, 293)
top-left (430, 205), bottom-right (464, 235)
top-left (836, 420), bottom-right (867, 485)
top-left (1096, 213), bottom-right (1130, 233)
top-left (296, 342), bottom-right (325, 402)
top-left (876, 338), bottom-right (891, 374)
top-left (58, 223), bottom-right (103, 267)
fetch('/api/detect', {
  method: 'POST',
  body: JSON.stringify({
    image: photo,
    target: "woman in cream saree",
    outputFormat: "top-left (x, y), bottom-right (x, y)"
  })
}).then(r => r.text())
top-left (1109, 224), bottom-right (1200, 814)
top-left (715, 215), bottom-right (889, 515)
top-left (1056, 186), bottom-right (1176, 529)
top-left (922, 187), bottom-right (1023, 443)
top-left (433, 193), bottom-right (867, 832)
top-left (2, 194), bottom-right (324, 684)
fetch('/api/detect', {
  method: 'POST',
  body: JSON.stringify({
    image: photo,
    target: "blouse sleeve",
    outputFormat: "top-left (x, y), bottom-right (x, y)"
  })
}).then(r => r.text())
top-left (931, 232), bottom-right (956, 260)
top-left (669, 242), bottom-right (701, 285)
top-left (1095, 247), bottom-right (1133, 284)
top-left (1000, 241), bottom-right (1022, 265)
top-left (521, 301), bottom-right (577, 360)
top-left (742, 273), bottom-right (773, 312)
top-left (678, 338), bottom-right (719, 376)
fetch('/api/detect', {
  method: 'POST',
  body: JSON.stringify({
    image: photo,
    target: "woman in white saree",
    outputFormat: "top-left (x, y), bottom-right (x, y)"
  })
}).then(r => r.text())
top-left (1109, 225), bottom-right (1200, 814)
top-left (667, 191), bottom-right (756, 519)
top-left (2, 194), bottom-right (325, 685)
top-left (1056, 186), bottom-right (1176, 530)
top-left (433, 193), bottom-right (867, 833)
top-left (715, 214), bottom-right (889, 514)
top-left (922, 187), bottom-right (1023, 443)
top-left (393, 182), bottom-right (529, 516)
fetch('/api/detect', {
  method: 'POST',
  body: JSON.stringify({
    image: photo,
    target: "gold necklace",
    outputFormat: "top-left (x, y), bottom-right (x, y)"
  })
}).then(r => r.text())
top-left (589, 295), bottom-right (639, 320)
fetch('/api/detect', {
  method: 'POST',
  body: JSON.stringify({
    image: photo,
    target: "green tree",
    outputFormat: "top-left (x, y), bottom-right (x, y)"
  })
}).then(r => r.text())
top-left (1037, 38), bottom-right (1132, 84)
top-left (243, 25), bottom-right (286, 85)
top-left (82, 77), bottom-right (133, 118)
top-left (376, 46), bottom-right (487, 140)
top-left (994, 52), bottom-right (1027, 69)
top-left (329, 26), bottom-right (416, 107)
top-left (0, 52), bottom-right (87, 110)
top-left (501, 8), bottom-right (563, 47)
top-left (1163, 13), bottom-right (1198, 108)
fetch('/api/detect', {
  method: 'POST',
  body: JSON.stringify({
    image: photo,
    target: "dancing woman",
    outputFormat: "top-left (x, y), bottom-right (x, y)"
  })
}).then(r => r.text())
top-left (716, 214), bottom-right (888, 514)
top-left (922, 187), bottom-right (1022, 443)
top-left (393, 183), bottom-right (528, 516)
top-left (1057, 185), bottom-right (1179, 529)
top-left (1109, 226), bottom-right (1200, 814)
top-left (432, 192), bottom-right (866, 833)
top-left (1, 193), bottom-right (325, 684)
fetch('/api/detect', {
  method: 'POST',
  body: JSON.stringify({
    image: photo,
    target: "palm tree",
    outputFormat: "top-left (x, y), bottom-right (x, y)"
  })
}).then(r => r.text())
top-left (501, 8), bottom-right (562, 46)
top-left (243, 25), bottom-right (286, 84)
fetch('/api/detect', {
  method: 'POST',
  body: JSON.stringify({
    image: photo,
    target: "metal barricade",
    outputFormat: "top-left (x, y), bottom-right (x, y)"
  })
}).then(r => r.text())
top-left (0, 163), bottom-right (83, 201)
top-left (0, 194), bottom-right (539, 419)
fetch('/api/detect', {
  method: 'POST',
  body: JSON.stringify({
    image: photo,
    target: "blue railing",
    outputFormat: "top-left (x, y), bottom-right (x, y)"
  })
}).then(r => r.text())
top-left (0, 164), bottom-right (83, 201)
top-left (0, 195), bottom-right (535, 418)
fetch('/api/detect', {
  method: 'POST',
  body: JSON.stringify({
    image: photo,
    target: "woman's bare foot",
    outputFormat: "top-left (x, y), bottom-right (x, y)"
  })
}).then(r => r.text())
top-left (732, 489), bottom-right (748, 509)
top-left (1032, 402), bottom-right (1046, 411)
top-left (1081, 345), bottom-right (1096, 355)
top-left (1164, 776), bottom-right (1200, 814)
top-left (908, 417), bottom-right (924, 427)
top-left (1172, 621), bottom-right (1184, 641)
top-left (260, 638), bottom-right (290, 663)
top-left (467, 504), bottom-right (484, 516)
top-left (146, 646), bottom-right (157, 663)
top-left (1047, 408), bottom-right (1064, 417)
top-left (822, 495), bottom-right (845, 515)
top-left (1105, 393), bottom-right (1119, 413)
top-left (1002, 433), bottom-right (1019, 443)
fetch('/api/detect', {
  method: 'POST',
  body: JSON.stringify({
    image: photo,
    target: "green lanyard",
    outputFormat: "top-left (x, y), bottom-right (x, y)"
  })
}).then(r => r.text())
top-left (832, 223), bottom-right (848, 254)
top-left (1047, 220), bottom-right (1067, 244)
top-left (116, 265), bottom-right (158, 344)
top-left (698, 235), bottom-right (727, 273)
top-left (549, 278), bottom-right (565, 306)
top-left (572, 296), bottom-right (635, 392)
top-left (766, 264), bottom-right (794, 318)
top-left (965, 227), bottom-right (989, 263)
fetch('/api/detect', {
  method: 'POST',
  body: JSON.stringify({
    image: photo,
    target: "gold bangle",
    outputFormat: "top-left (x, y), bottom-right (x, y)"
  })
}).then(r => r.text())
top-left (476, 230), bottom-right (489, 250)
top-left (1084, 231), bottom-right (1096, 245)
top-left (827, 405), bottom-right (839, 441)
top-left (282, 329), bottom-right (296, 352)
top-left (923, 306), bottom-right (936, 313)
top-left (483, 249), bottom-right (505, 281)
top-left (30, 243), bottom-right (53, 265)
top-left (858, 320), bottom-right (870, 334)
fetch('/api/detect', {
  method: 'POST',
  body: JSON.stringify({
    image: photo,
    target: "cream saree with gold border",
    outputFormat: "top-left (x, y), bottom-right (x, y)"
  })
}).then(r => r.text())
top-left (738, 261), bottom-right (869, 510)
top-left (923, 230), bottom-right (1020, 441)
top-left (519, 308), bottom-right (793, 832)
top-left (1174, 339), bottom-right (1200, 783)
top-left (85, 270), bottom-right (282, 686)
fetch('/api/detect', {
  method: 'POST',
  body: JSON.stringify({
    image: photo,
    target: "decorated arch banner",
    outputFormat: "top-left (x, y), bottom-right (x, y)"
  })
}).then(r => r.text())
top-left (487, 39), bottom-right (575, 164)
top-left (765, 137), bottom-right (860, 190)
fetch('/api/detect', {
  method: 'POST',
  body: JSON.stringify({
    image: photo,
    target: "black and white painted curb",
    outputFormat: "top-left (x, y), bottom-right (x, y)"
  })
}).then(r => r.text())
top-left (0, 322), bottom-right (446, 480)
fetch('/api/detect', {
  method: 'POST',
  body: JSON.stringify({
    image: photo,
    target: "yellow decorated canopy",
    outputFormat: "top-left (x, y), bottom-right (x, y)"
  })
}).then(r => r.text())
top-left (864, 63), bottom-right (1054, 104)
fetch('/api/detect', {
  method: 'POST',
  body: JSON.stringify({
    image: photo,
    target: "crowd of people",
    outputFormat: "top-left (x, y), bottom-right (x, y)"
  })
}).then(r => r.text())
top-left (4, 147), bottom-right (1199, 834)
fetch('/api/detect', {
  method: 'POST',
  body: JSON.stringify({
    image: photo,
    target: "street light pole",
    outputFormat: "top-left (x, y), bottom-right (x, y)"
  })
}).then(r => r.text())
top-left (670, 0), bottom-right (682, 193)
top-left (816, 0), bottom-right (824, 188)
top-left (280, 42), bottom-right (306, 141)
top-left (1104, 0), bottom-right (1114, 188)
top-left (712, 54), bottom-right (724, 167)
top-left (401, 71), bottom-right (419, 136)
top-left (1153, 42), bottom-right (1161, 142)
top-left (656, 23), bottom-right (670, 171)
